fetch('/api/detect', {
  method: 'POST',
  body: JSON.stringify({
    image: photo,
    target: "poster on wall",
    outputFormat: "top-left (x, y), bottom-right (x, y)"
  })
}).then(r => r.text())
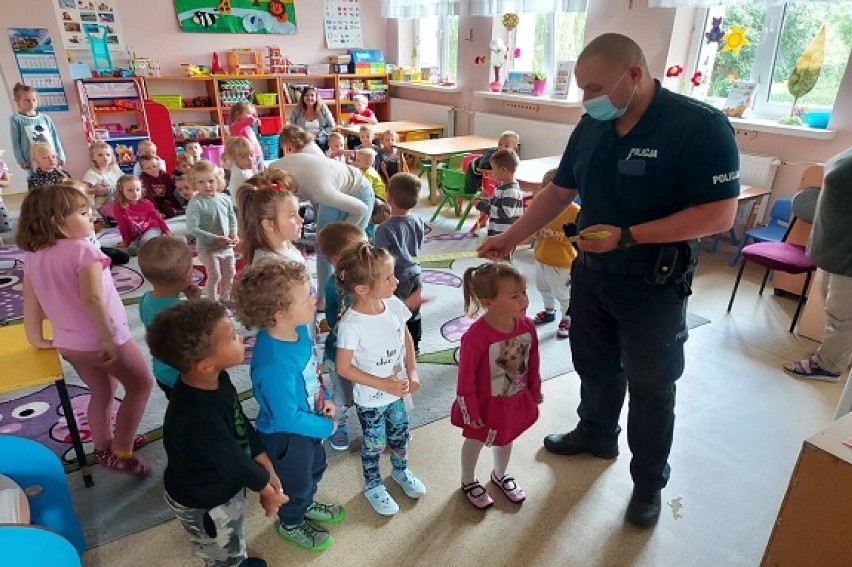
top-left (173, 0), bottom-right (296, 34)
top-left (7, 28), bottom-right (68, 111)
top-left (53, 0), bottom-right (126, 50)
top-left (324, 0), bottom-right (363, 49)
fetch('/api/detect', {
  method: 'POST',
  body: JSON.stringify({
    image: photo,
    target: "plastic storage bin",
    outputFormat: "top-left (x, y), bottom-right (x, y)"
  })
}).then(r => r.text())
top-left (151, 94), bottom-right (183, 109)
top-left (258, 134), bottom-right (280, 161)
top-left (255, 92), bottom-right (277, 105)
top-left (202, 144), bottom-right (225, 166)
top-left (258, 116), bottom-right (282, 135)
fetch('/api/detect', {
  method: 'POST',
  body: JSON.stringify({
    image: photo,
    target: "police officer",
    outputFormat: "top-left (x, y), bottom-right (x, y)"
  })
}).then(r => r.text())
top-left (479, 33), bottom-right (740, 527)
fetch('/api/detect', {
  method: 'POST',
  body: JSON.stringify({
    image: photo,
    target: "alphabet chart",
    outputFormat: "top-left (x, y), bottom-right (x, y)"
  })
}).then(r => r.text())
top-left (324, 0), bottom-right (364, 49)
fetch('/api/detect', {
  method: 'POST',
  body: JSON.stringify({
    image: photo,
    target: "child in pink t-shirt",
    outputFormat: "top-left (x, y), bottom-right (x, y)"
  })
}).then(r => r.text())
top-left (229, 102), bottom-right (263, 167)
top-left (112, 174), bottom-right (171, 255)
top-left (19, 184), bottom-right (154, 476)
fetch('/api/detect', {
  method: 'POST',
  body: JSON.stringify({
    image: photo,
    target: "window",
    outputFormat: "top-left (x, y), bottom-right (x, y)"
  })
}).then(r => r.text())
top-left (690, 2), bottom-right (852, 117)
top-left (509, 11), bottom-right (587, 81)
top-left (414, 15), bottom-right (459, 81)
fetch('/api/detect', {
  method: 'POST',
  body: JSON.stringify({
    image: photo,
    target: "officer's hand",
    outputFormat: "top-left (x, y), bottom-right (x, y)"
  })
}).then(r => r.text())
top-left (478, 233), bottom-right (514, 260)
top-left (576, 224), bottom-right (621, 254)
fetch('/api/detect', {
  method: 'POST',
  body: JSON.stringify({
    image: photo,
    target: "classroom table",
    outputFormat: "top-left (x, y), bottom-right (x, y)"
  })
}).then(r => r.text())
top-left (516, 155), bottom-right (562, 190)
top-left (0, 324), bottom-right (93, 487)
top-left (338, 120), bottom-right (445, 140)
top-left (394, 135), bottom-right (499, 204)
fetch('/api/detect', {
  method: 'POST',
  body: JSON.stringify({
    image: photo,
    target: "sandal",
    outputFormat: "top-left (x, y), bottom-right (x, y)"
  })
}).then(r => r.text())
top-left (462, 481), bottom-right (493, 510)
top-left (102, 453), bottom-right (151, 476)
top-left (133, 434), bottom-right (148, 451)
top-left (491, 471), bottom-right (526, 503)
top-left (93, 447), bottom-right (111, 464)
top-left (783, 356), bottom-right (841, 382)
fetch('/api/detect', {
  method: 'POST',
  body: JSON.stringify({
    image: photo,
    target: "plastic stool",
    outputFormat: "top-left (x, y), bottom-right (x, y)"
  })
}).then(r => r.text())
top-left (201, 144), bottom-right (225, 166)
top-left (0, 436), bottom-right (86, 554)
top-left (0, 525), bottom-right (82, 566)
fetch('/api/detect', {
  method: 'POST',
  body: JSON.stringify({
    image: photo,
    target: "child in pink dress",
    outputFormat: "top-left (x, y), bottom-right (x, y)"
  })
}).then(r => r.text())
top-left (229, 102), bottom-right (264, 168)
top-left (451, 262), bottom-right (542, 509)
top-left (19, 184), bottom-right (153, 475)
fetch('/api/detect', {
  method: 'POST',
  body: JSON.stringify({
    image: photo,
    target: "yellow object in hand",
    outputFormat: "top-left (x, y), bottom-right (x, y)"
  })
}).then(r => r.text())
top-left (568, 230), bottom-right (611, 242)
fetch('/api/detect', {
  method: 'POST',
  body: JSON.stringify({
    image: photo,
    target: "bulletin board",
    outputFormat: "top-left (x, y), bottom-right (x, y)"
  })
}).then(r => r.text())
top-left (324, 0), bottom-right (363, 49)
top-left (7, 28), bottom-right (68, 111)
top-left (173, 0), bottom-right (297, 34)
top-left (53, 0), bottom-right (126, 50)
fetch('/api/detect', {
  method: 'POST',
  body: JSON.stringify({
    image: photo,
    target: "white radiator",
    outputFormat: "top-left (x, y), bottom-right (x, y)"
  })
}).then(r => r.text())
top-left (470, 112), bottom-right (575, 159)
top-left (391, 100), bottom-right (456, 137)
top-left (739, 152), bottom-right (781, 224)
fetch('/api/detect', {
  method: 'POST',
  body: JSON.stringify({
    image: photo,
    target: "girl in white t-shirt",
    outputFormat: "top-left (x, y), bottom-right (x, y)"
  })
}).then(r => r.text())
top-left (235, 168), bottom-right (305, 266)
top-left (335, 243), bottom-right (425, 517)
top-left (223, 136), bottom-right (261, 196)
top-left (83, 140), bottom-right (124, 222)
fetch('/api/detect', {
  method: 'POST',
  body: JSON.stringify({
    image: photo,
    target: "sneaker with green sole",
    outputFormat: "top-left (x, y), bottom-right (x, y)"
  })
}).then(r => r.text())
top-left (304, 501), bottom-right (346, 524)
top-left (276, 520), bottom-right (333, 551)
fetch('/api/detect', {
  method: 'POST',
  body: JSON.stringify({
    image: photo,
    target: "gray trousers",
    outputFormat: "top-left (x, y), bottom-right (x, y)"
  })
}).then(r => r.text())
top-left (165, 489), bottom-right (247, 567)
top-left (814, 273), bottom-right (852, 375)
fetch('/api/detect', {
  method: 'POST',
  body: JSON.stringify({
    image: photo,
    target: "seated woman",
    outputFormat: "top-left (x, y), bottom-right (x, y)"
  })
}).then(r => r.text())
top-left (289, 86), bottom-right (336, 151)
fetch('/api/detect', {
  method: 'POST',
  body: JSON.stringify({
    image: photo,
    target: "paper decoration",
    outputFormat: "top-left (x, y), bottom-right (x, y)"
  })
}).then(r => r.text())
top-left (552, 60), bottom-right (575, 99)
top-left (324, 0), bottom-right (363, 49)
top-left (7, 28), bottom-right (68, 111)
top-left (705, 17), bottom-right (724, 46)
top-left (721, 24), bottom-right (750, 57)
top-left (53, 0), bottom-right (125, 50)
top-left (173, 0), bottom-right (297, 34)
top-left (722, 80), bottom-right (758, 118)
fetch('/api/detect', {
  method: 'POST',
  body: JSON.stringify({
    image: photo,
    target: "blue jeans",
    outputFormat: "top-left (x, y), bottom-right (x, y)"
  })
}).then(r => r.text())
top-left (356, 399), bottom-right (409, 490)
top-left (568, 261), bottom-right (689, 492)
top-left (315, 179), bottom-right (375, 302)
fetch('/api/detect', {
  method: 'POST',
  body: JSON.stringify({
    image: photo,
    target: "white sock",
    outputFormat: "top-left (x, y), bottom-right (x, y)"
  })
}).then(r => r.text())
top-left (492, 443), bottom-right (513, 480)
top-left (461, 438), bottom-right (484, 485)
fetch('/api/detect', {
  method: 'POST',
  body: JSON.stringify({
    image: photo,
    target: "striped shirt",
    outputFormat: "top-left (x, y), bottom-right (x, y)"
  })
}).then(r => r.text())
top-left (476, 180), bottom-right (524, 236)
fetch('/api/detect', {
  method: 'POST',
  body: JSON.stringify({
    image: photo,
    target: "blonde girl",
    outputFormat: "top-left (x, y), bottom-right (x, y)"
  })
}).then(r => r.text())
top-left (84, 141), bottom-right (123, 220)
top-left (18, 184), bottom-right (153, 475)
top-left (111, 174), bottom-right (171, 255)
top-left (186, 160), bottom-right (238, 302)
top-left (229, 102), bottom-right (263, 166)
top-left (223, 136), bottom-right (259, 195)
top-left (236, 172), bottom-right (304, 266)
top-left (379, 130), bottom-right (404, 183)
top-left (10, 83), bottom-right (65, 170)
top-left (335, 243), bottom-right (424, 517)
top-left (450, 262), bottom-right (542, 510)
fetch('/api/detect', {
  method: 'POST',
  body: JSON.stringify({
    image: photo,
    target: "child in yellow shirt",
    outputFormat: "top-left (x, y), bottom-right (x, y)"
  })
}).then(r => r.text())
top-left (532, 169), bottom-right (580, 339)
top-left (354, 147), bottom-right (386, 200)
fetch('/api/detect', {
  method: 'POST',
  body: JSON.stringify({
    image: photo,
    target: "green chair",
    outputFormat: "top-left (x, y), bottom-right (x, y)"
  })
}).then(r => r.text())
top-left (429, 168), bottom-right (478, 231)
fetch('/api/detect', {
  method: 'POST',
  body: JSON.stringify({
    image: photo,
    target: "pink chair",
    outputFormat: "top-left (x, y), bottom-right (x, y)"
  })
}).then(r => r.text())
top-left (726, 188), bottom-right (820, 333)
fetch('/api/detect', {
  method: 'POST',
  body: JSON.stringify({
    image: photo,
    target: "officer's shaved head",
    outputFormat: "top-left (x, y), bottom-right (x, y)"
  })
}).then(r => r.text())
top-left (578, 33), bottom-right (647, 70)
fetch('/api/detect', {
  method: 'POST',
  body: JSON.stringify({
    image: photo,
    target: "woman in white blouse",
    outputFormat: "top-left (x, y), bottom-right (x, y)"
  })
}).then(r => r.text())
top-left (289, 86), bottom-right (336, 150)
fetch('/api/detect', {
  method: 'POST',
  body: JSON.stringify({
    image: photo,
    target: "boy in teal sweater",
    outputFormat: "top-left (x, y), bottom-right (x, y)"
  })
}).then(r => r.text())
top-left (138, 236), bottom-right (201, 398)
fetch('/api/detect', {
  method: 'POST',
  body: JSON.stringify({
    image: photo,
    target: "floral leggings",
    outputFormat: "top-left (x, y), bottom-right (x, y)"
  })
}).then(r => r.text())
top-left (356, 399), bottom-right (409, 490)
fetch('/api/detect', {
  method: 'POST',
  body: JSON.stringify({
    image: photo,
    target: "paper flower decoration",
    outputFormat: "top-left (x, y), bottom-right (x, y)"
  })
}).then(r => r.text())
top-left (489, 38), bottom-right (508, 69)
top-left (666, 65), bottom-right (684, 78)
top-left (721, 25), bottom-right (750, 57)
top-left (690, 72), bottom-right (703, 87)
top-left (513, 47), bottom-right (521, 58)
top-left (502, 13), bottom-right (519, 31)
top-left (474, 55), bottom-right (486, 64)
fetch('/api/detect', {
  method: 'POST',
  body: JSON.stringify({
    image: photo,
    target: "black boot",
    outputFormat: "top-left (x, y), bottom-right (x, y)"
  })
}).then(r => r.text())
top-left (626, 488), bottom-right (662, 528)
top-left (543, 429), bottom-right (619, 459)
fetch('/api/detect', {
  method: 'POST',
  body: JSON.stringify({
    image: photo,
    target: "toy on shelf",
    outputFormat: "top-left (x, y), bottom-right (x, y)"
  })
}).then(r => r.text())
top-left (266, 46), bottom-right (291, 74)
top-left (211, 52), bottom-right (225, 74)
top-left (181, 63), bottom-right (210, 77)
top-left (130, 52), bottom-right (161, 77)
top-left (219, 80), bottom-right (253, 106)
top-left (226, 49), bottom-right (264, 75)
top-left (85, 26), bottom-right (113, 75)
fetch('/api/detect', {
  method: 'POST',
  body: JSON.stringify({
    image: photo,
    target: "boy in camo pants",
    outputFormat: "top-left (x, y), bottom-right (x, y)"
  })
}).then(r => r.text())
top-left (148, 300), bottom-right (288, 567)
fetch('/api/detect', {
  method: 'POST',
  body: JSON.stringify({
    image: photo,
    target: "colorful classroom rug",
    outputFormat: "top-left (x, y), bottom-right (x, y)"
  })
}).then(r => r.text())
top-left (1, 205), bottom-right (710, 546)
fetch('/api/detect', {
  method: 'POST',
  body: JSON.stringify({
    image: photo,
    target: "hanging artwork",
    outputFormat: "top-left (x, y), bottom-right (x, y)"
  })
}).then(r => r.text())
top-left (8, 28), bottom-right (68, 111)
top-left (323, 0), bottom-right (363, 49)
top-left (705, 17), bottom-right (724, 46)
top-left (721, 24), bottom-right (750, 57)
top-left (173, 0), bottom-right (297, 34)
top-left (53, 0), bottom-right (126, 51)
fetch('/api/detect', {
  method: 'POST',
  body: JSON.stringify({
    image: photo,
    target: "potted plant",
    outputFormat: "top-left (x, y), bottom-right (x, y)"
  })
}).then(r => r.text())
top-left (532, 72), bottom-right (547, 96)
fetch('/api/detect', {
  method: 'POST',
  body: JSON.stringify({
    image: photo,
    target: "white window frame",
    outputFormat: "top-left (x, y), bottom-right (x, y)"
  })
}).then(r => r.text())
top-left (414, 15), bottom-right (457, 79)
top-left (506, 12), bottom-right (556, 79)
top-left (689, 3), bottom-right (838, 119)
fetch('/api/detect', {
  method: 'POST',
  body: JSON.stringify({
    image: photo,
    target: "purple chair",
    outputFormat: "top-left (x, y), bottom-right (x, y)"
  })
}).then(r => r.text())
top-left (726, 188), bottom-right (820, 333)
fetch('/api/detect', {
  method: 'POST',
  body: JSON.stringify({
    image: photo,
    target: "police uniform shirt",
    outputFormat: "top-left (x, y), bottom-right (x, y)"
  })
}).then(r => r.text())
top-left (553, 81), bottom-right (740, 265)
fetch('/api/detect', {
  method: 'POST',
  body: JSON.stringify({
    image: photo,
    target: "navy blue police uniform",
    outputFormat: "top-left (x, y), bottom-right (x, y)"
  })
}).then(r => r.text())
top-left (552, 81), bottom-right (740, 493)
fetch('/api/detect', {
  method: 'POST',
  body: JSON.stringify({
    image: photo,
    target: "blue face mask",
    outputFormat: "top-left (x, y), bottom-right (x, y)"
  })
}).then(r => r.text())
top-left (583, 71), bottom-right (636, 121)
